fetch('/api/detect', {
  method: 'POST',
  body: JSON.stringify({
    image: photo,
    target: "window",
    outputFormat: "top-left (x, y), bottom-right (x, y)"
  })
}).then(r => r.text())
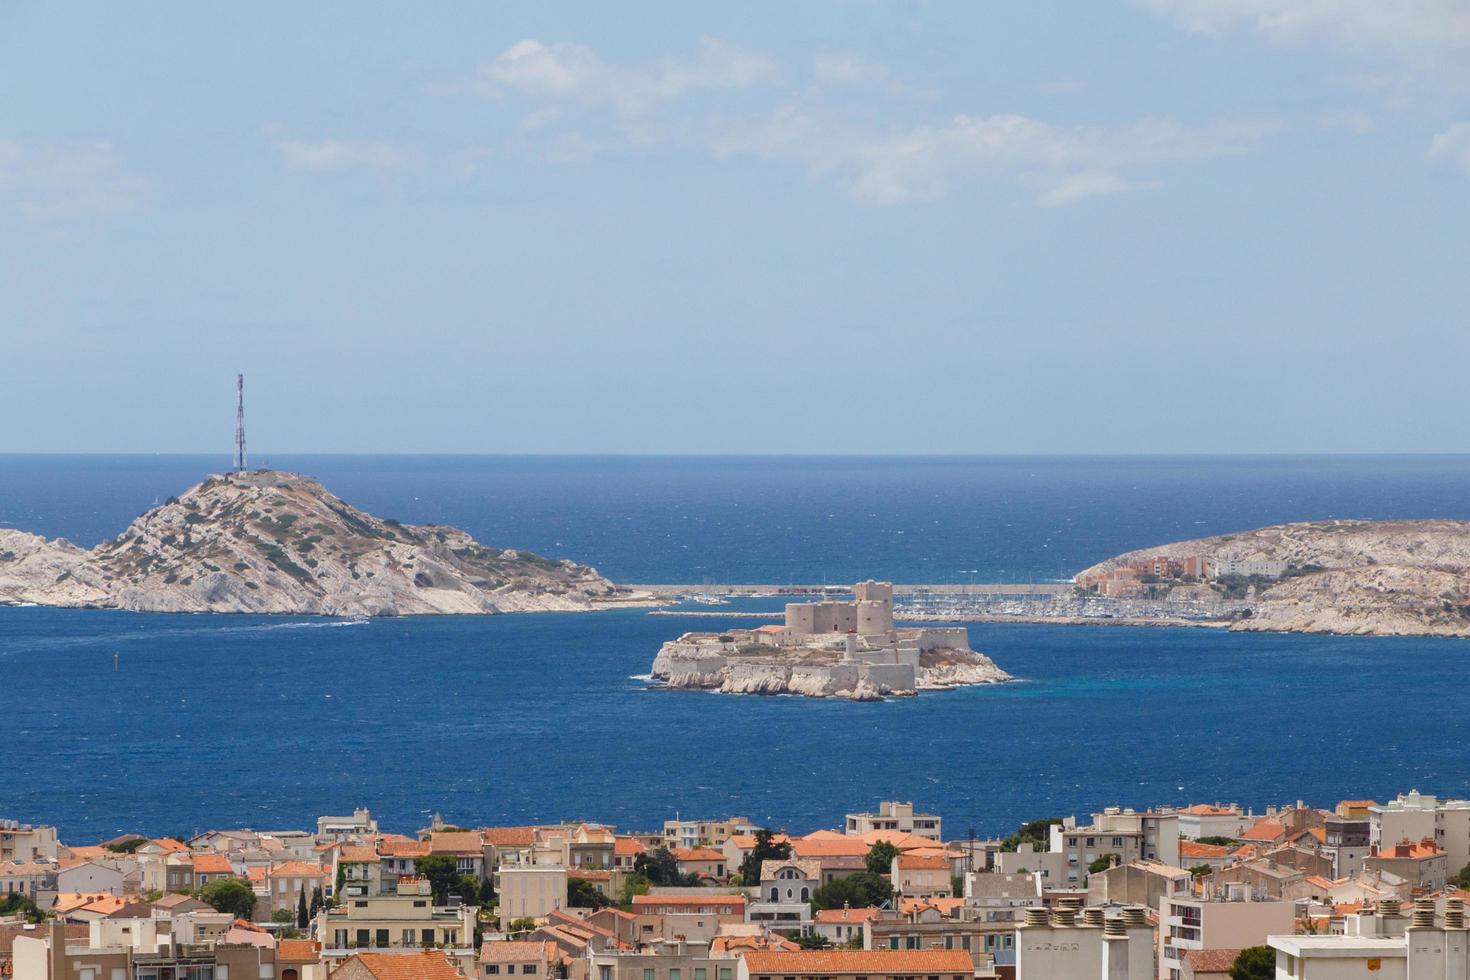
top-left (487, 968), bottom-right (500, 976)
top-left (695, 969), bottom-right (706, 980)
top-left (670, 970), bottom-right (681, 980)
top-left (375, 929), bottom-right (390, 947)
top-left (718, 969), bottom-right (732, 980)
top-left (524, 967), bottom-right (537, 976)
top-left (423, 929), bottom-right (436, 945)
top-left (644, 970), bottom-right (655, 980)
top-left (356, 930), bottom-right (370, 947)
top-left (507, 967), bottom-right (516, 975)
top-left (889, 937), bottom-right (900, 950)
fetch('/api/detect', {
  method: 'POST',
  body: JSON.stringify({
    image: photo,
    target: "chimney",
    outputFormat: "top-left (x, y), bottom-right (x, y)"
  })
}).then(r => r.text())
top-left (1083, 907), bottom-right (1105, 927)
top-left (1022, 907), bottom-right (1049, 927)
top-left (1446, 898), bottom-right (1465, 930)
top-left (1103, 915), bottom-right (1132, 980)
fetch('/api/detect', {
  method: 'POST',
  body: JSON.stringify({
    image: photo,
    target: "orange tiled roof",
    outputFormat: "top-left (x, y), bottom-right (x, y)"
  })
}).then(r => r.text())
top-left (814, 906), bottom-right (881, 923)
top-left (1238, 821), bottom-right (1286, 842)
top-left (856, 830), bottom-right (935, 850)
top-left (378, 840), bottom-right (430, 858)
top-left (482, 826), bottom-right (537, 847)
top-left (897, 853), bottom-right (948, 871)
top-left (150, 838), bottom-right (190, 853)
top-left (1180, 841), bottom-right (1229, 859)
top-left (1182, 948), bottom-right (1244, 973)
top-left (791, 838), bottom-right (870, 859)
top-left (191, 854), bottom-right (234, 875)
top-left (427, 831), bottom-right (484, 854)
top-left (65, 846), bottom-right (108, 861)
top-left (672, 847), bottom-right (725, 862)
top-left (743, 950), bottom-right (974, 974)
top-left (479, 940), bottom-right (557, 964)
top-left (338, 845), bottom-right (380, 863)
top-left (614, 837), bottom-right (648, 856)
top-left (340, 951), bottom-right (462, 980)
top-left (277, 939), bottom-right (321, 963)
top-left (1374, 839), bottom-right (1443, 860)
top-left (1179, 805), bottom-right (1239, 816)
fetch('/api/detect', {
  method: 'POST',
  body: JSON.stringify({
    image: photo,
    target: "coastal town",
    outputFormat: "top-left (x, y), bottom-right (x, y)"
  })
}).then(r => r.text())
top-left (5, 794), bottom-right (1470, 980)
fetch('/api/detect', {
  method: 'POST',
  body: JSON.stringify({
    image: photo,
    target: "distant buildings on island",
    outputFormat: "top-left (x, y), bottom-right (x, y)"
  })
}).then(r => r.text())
top-left (5, 791), bottom-right (1470, 980)
top-left (1076, 554), bottom-right (1289, 598)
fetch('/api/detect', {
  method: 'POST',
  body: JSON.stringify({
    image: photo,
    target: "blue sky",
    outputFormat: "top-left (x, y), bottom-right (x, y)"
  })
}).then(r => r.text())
top-left (2, 2), bottom-right (1468, 454)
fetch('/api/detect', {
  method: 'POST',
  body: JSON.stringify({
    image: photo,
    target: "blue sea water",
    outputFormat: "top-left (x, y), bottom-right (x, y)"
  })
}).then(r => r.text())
top-left (2, 454), bottom-right (1470, 841)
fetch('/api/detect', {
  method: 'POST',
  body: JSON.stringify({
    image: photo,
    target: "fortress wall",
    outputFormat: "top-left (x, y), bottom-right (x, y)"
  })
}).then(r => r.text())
top-left (860, 662), bottom-right (916, 692)
top-left (910, 626), bottom-right (971, 651)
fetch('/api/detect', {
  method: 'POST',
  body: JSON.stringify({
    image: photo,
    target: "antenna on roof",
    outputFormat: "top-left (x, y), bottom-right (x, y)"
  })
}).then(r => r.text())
top-left (234, 374), bottom-right (248, 474)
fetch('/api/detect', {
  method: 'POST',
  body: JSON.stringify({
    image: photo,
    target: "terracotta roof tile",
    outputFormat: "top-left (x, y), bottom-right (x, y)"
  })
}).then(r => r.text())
top-left (339, 951), bottom-right (462, 980)
top-left (479, 941), bottom-right (557, 964)
top-left (277, 939), bottom-right (320, 963)
top-left (742, 950), bottom-right (973, 974)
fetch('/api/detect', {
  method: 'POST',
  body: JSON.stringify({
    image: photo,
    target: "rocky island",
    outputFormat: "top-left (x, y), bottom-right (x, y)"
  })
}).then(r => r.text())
top-left (649, 580), bottom-right (1011, 700)
top-left (0, 470), bottom-right (649, 617)
top-left (1076, 519), bottom-right (1470, 637)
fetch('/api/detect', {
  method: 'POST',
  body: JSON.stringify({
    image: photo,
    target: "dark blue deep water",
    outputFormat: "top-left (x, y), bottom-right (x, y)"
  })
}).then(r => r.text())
top-left (2, 455), bottom-right (1470, 841)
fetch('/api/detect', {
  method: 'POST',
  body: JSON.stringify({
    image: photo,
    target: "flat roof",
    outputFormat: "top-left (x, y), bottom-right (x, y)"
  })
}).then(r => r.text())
top-left (1269, 935), bottom-right (1406, 958)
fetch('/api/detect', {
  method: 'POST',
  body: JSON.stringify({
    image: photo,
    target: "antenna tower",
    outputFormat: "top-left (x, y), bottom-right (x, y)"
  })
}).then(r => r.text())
top-left (234, 373), bottom-right (247, 474)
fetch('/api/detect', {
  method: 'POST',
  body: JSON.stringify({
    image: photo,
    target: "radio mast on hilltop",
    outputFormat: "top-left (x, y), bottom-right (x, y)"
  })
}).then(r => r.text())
top-left (234, 373), bottom-right (247, 474)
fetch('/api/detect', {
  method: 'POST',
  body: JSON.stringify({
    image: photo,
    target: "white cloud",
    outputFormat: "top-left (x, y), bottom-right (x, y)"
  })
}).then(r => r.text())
top-left (472, 37), bottom-right (780, 116)
top-left (0, 140), bottom-right (146, 224)
top-left (275, 138), bottom-right (407, 172)
top-left (1427, 123), bottom-right (1470, 174)
top-left (1136, 0), bottom-right (1470, 65)
top-left (709, 109), bottom-right (1281, 206)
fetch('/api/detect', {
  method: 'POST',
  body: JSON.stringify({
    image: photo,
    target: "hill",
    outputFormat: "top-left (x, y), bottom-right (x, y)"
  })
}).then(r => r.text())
top-left (1077, 519), bottom-right (1470, 636)
top-left (0, 471), bottom-right (643, 616)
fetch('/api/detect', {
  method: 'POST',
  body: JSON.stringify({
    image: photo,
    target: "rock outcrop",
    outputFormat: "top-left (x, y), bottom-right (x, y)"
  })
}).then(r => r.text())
top-left (1077, 519), bottom-right (1470, 637)
top-left (0, 470), bottom-right (650, 617)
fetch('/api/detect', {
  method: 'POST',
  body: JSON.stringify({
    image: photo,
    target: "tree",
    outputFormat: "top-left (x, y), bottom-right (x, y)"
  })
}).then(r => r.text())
top-left (810, 872), bottom-right (892, 911)
top-left (795, 933), bottom-right (832, 950)
top-left (1196, 836), bottom-right (1236, 847)
top-left (568, 877), bottom-right (610, 910)
top-left (310, 885), bottom-right (324, 916)
top-left (414, 854), bottom-right (460, 905)
top-left (634, 847), bottom-right (695, 887)
top-left (271, 908), bottom-right (294, 924)
top-left (1229, 946), bottom-right (1275, 980)
top-left (739, 829), bottom-right (793, 884)
top-left (618, 874), bottom-right (652, 910)
top-left (0, 893), bottom-right (44, 923)
top-left (296, 888), bottom-right (310, 928)
top-left (999, 817), bottom-right (1063, 853)
top-left (196, 877), bottom-right (257, 920)
top-left (1188, 864), bottom-right (1215, 879)
top-left (865, 841), bottom-right (899, 876)
top-left (1088, 853), bottom-right (1120, 875)
top-left (507, 917), bottom-right (538, 934)
top-left (105, 837), bottom-right (148, 854)
top-left (1453, 862), bottom-right (1470, 889)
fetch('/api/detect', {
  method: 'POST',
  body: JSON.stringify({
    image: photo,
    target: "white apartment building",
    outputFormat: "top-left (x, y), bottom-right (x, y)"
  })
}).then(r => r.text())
top-left (1267, 897), bottom-right (1468, 979)
top-left (1370, 791), bottom-right (1470, 873)
top-left (1176, 804), bottom-right (1256, 841)
top-left (844, 802), bottom-right (942, 841)
top-left (498, 865), bottom-right (568, 929)
top-left (1157, 885), bottom-right (1294, 980)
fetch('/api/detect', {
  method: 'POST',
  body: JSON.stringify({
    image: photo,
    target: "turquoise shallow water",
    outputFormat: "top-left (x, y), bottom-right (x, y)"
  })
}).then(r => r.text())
top-left (3, 454), bottom-right (1469, 840)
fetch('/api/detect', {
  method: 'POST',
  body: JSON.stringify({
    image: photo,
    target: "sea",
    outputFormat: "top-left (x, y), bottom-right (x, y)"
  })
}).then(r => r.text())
top-left (2, 454), bottom-right (1469, 842)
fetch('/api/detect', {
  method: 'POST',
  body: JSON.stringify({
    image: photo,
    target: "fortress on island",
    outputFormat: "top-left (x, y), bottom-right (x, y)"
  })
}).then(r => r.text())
top-left (650, 580), bottom-right (1010, 700)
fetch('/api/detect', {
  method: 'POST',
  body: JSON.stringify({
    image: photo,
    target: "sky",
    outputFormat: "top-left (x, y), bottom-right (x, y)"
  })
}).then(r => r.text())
top-left (2, 2), bottom-right (1468, 454)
